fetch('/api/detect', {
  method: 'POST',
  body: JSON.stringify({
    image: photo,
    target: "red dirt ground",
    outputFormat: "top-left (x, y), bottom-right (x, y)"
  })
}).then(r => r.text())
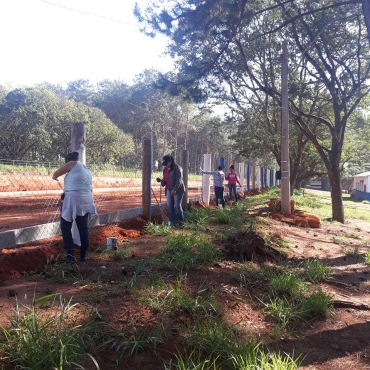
top-left (0, 173), bottom-right (202, 231)
top-left (1, 175), bottom-right (370, 370)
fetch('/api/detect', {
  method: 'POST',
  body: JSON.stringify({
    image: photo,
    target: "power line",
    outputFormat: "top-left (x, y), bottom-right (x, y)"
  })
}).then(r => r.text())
top-left (39, 0), bottom-right (142, 28)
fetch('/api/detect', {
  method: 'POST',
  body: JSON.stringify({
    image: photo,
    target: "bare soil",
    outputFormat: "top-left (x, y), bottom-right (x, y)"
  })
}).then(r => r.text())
top-left (0, 179), bottom-right (370, 369)
top-left (0, 173), bottom-right (202, 231)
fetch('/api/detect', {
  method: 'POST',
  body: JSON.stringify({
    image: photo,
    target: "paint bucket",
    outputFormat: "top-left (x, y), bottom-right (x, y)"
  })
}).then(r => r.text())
top-left (106, 237), bottom-right (118, 250)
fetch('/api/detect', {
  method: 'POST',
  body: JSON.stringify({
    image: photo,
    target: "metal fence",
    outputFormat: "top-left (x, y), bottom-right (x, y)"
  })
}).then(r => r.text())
top-left (0, 151), bottom-right (277, 249)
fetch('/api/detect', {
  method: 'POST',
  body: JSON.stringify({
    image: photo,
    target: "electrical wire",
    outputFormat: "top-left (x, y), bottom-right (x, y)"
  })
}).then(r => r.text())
top-left (39, 0), bottom-right (142, 28)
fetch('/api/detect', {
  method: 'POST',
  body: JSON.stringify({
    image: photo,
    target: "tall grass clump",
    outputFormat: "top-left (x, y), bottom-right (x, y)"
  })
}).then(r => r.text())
top-left (0, 294), bottom-right (99, 369)
top-left (144, 221), bottom-right (173, 236)
top-left (365, 251), bottom-right (370, 265)
top-left (304, 259), bottom-right (332, 283)
top-left (184, 208), bottom-right (209, 225)
top-left (154, 234), bottom-right (197, 272)
top-left (213, 208), bottom-right (233, 224)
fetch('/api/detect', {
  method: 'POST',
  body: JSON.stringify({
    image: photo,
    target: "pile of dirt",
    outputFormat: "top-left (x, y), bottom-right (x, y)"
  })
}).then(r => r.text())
top-left (0, 216), bottom-right (148, 281)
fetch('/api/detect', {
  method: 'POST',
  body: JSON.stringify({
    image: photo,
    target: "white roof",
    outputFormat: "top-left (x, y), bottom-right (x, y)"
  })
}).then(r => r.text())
top-left (353, 171), bottom-right (370, 178)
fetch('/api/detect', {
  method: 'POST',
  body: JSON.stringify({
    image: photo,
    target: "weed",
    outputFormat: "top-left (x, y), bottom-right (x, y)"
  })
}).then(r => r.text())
top-left (365, 251), bottom-right (370, 265)
top-left (267, 270), bottom-right (306, 298)
top-left (349, 231), bottom-right (361, 239)
top-left (144, 222), bottom-right (172, 236)
top-left (233, 264), bottom-right (268, 289)
top-left (184, 208), bottom-right (209, 225)
top-left (115, 326), bottom-right (164, 362)
top-left (304, 259), bottom-right (333, 283)
top-left (164, 349), bottom-right (220, 370)
top-left (0, 294), bottom-right (99, 369)
top-left (43, 258), bottom-right (80, 283)
top-left (213, 208), bottom-right (233, 224)
top-left (332, 234), bottom-right (347, 244)
top-left (230, 345), bottom-right (301, 369)
top-left (276, 236), bottom-right (291, 249)
top-left (154, 234), bottom-right (197, 272)
top-left (301, 289), bottom-right (333, 318)
top-left (343, 246), bottom-right (363, 261)
top-left (102, 247), bottom-right (130, 261)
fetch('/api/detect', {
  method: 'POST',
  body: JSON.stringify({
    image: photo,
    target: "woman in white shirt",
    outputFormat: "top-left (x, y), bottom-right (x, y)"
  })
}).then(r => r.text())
top-left (52, 151), bottom-right (96, 263)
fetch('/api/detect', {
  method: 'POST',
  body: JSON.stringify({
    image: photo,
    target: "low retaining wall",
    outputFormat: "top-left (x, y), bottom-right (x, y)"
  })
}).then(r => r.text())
top-left (0, 196), bottom-right (205, 249)
top-left (0, 206), bottom-right (148, 250)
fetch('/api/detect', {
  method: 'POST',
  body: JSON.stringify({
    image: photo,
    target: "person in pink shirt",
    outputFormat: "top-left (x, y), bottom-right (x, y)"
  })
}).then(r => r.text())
top-left (225, 165), bottom-right (241, 202)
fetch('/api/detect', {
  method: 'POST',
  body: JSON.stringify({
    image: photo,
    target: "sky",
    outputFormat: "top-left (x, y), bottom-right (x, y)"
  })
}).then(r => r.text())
top-left (0, 0), bottom-right (174, 87)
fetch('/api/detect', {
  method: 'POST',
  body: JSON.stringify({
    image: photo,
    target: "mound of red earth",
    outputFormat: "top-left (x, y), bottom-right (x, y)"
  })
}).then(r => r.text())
top-left (268, 198), bottom-right (320, 228)
top-left (0, 217), bottom-right (148, 281)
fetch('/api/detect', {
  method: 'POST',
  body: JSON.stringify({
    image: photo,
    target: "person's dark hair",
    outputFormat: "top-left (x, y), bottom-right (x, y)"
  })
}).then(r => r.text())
top-left (162, 155), bottom-right (174, 166)
top-left (65, 151), bottom-right (79, 163)
top-left (217, 165), bottom-right (223, 171)
top-left (230, 165), bottom-right (234, 170)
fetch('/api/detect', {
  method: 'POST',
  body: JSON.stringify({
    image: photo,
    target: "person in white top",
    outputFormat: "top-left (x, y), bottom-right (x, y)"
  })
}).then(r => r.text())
top-left (52, 151), bottom-right (97, 263)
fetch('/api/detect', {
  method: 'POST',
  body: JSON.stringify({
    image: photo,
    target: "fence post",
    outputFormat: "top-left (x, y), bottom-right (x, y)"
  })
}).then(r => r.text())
top-left (252, 164), bottom-right (256, 190)
top-left (202, 154), bottom-right (211, 206)
top-left (142, 139), bottom-right (152, 221)
top-left (71, 123), bottom-right (86, 165)
top-left (247, 162), bottom-right (250, 192)
top-left (181, 150), bottom-right (189, 211)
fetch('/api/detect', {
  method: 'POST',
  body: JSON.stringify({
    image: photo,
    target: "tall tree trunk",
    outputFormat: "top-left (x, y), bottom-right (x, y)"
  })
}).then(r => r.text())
top-left (328, 166), bottom-right (344, 223)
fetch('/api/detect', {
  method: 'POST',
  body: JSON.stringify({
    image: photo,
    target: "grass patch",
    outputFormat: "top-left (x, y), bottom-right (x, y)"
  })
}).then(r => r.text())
top-left (365, 251), bottom-right (370, 265)
top-left (0, 294), bottom-right (99, 369)
top-left (331, 234), bottom-right (347, 245)
top-left (343, 246), bottom-right (363, 261)
top-left (304, 259), bottom-right (333, 283)
top-left (144, 221), bottom-right (173, 236)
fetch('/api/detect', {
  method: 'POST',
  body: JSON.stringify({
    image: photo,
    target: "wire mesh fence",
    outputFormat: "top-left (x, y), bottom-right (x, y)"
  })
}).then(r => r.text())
top-left (0, 153), bottom-right (278, 250)
top-left (0, 157), bottom-right (204, 248)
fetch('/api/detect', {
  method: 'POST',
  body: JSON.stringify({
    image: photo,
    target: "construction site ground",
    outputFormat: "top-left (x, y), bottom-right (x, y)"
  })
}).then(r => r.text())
top-left (0, 180), bottom-right (370, 369)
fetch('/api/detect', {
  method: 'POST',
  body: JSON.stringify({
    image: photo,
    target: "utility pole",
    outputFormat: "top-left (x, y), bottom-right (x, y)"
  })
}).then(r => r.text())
top-left (281, 40), bottom-right (291, 214)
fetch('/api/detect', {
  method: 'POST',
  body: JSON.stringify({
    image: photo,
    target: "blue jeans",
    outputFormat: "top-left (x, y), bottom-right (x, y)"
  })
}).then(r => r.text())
top-left (228, 184), bottom-right (238, 201)
top-left (166, 189), bottom-right (184, 225)
top-left (60, 214), bottom-right (90, 262)
top-left (214, 186), bottom-right (225, 207)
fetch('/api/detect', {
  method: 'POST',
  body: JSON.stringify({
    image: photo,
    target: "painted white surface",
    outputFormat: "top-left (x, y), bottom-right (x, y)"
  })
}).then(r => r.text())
top-left (202, 154), bottom-right (211, 206)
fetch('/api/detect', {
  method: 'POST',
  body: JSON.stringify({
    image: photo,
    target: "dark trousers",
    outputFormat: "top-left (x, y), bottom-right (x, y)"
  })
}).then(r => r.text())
top-left (60, 214), bottom-right (90, 262)
top-left (214, 186), bottom-right (225, 207)
top-left (228, 184), bottom-right (239, 201)
top-left (166, 189), bottom-right (184, 225)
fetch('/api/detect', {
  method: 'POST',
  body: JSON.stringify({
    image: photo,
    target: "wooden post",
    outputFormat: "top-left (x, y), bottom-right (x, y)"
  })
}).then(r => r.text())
top-left (142, 139), bottom-right (152, 221)
top-left (71, 123), bottom-right (86, 165)
top-left (181, 150), bottom-right (189, 211)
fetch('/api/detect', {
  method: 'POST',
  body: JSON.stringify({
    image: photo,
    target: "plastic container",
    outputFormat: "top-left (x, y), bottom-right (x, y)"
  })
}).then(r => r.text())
top-left (106, 237), bottom-right (118, 250)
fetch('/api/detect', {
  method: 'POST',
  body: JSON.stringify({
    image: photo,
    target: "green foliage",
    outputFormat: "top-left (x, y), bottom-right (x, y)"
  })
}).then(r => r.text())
top-left (114, 326), bottom-right (164, 362)
top-left (268, 270), bottom-right (306, 298)
top-left (153, 233), bottom-right (218, 272)
top-left (144, 221), bottom-right (173, 236)
top-left (364, 251), bottom-right (370, 265)
top-left (304, 259), bottom-right (333, 283)
top-left (343, 246), bottom-right (362, 261)
top-left (101, 247), bottom-right (130, 261)
top-left (0, 294), bottom-right (98, 369)
top-left (184, 208), bottom-right (209, 225)
top-left (213, 208), bottom-right (233, 224)
top-left (42, 256), bottom-right (80, 282)
top-left (233, 264), bottom-right (268, 288)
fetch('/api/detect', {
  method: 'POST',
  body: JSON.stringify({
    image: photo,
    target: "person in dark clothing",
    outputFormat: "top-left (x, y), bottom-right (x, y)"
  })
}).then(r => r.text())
top-left (157, 155), bottom-right (186, 226)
